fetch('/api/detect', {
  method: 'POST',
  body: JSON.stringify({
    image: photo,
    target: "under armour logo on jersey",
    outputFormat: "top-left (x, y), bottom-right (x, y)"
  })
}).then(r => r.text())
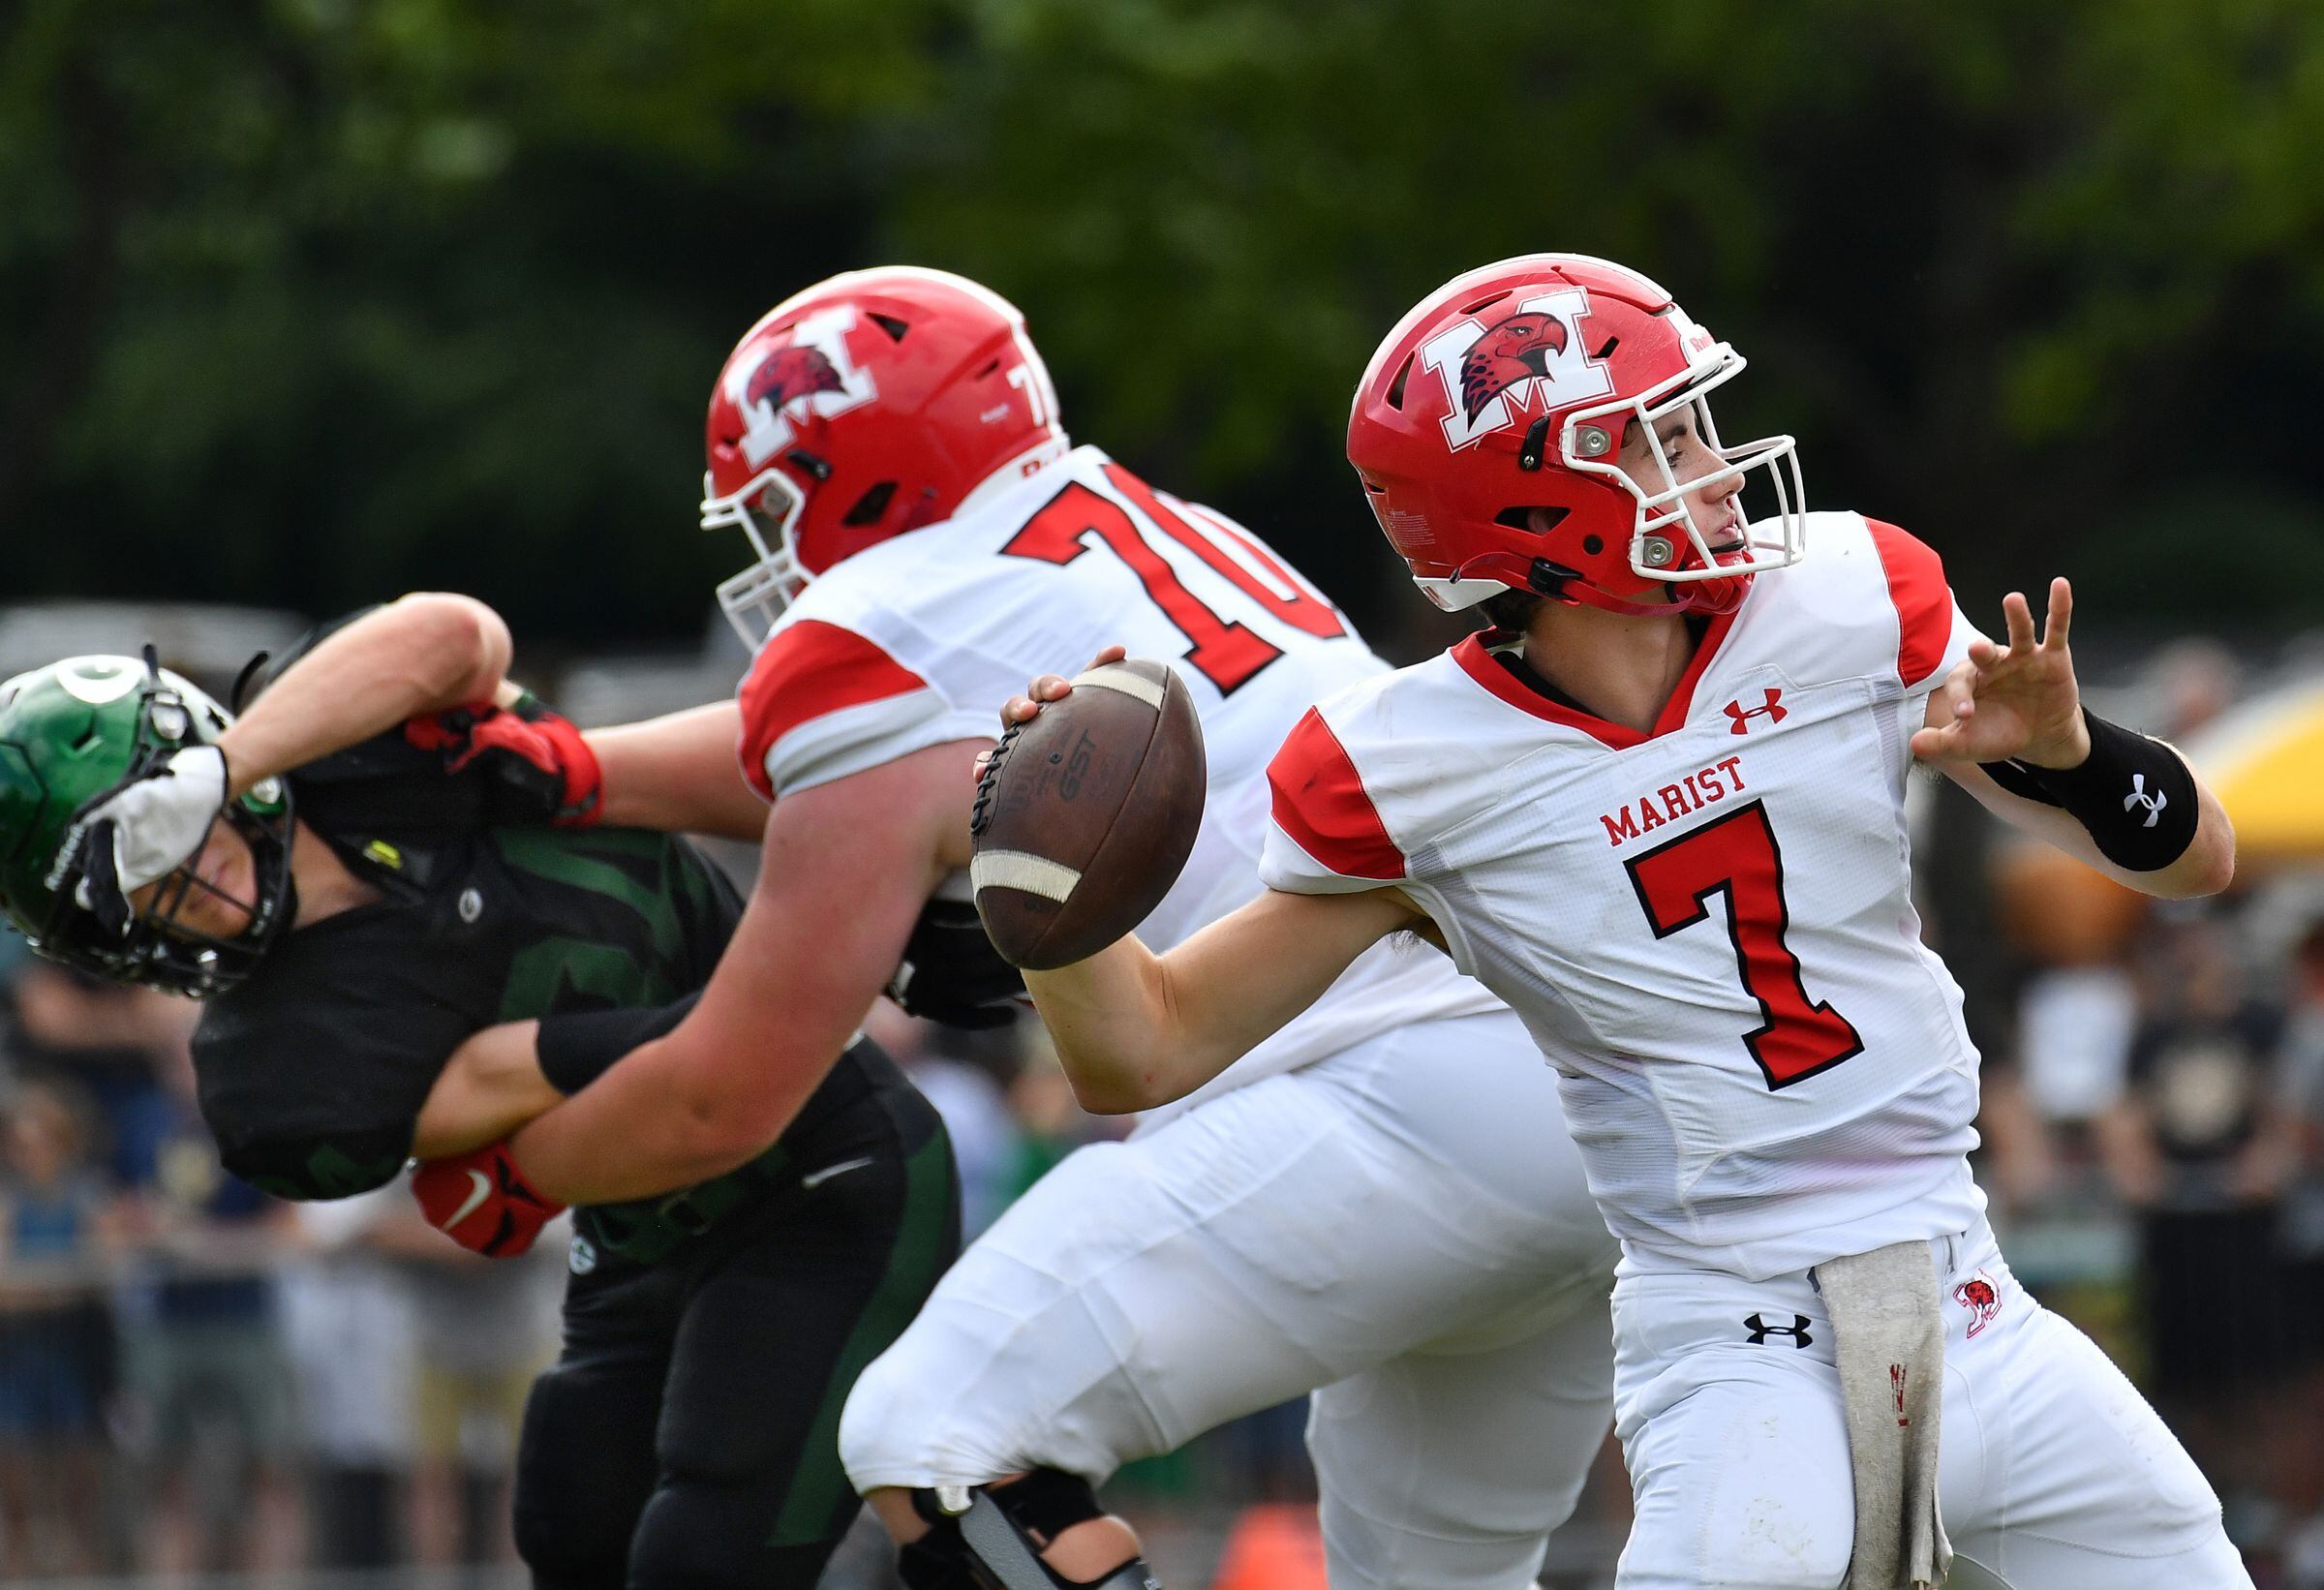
top-left (2125, 774), bottom-right (2167, 828)
top-left (1743, 1311), bottom-right (1814, 1347)
top-left (1722, 688), bottom-right (1787, 735)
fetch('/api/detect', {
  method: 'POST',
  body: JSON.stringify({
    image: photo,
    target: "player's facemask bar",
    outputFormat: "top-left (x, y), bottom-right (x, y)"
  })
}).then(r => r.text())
top-left (37, 658), bottom-right (296, 999)
top-left (704, 465), bottom-right (812, 652)
top-left (131, 813), bottom-right (294, 994)
top-left (1565, 346), bottom-right (1807, 588)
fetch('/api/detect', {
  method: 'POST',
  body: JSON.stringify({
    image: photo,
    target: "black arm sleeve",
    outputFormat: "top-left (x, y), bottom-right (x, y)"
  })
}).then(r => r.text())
top-left (535, 992), bottom-right (703, 1096)
top-left (1972, 756), bottom-right (2063, 808)
top-left (1977, 708), bottom-right (2200, 871)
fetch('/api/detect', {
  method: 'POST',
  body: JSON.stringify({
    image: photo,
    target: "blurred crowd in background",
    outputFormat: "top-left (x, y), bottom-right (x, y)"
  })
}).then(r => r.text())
top-left (1, 607), bottom-right (2320, 1587)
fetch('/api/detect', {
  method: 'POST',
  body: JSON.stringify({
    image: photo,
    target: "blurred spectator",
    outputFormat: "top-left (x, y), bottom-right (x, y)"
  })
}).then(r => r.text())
top-left (279, 1189), bottom-right (419, 1569)
top-left (0, 1077), bottom-right (112, 1574)
top-left (2096, 916), bottom-right (2299, 1507)
top-left (2015, 965), bottom-right (2143, 1126)
top-left (108, 1028), bottom-right (301, 1574)
top-left (1984, 825), bottom-right (2155, 1232)
top-left (871, 1007), bottom-right (1026, 1239)
top-left (5, 965), bottom-right (175, 1183)
top-left (2282, 916), bottom-right (2324, 1305)
top-left (373, 1200), bottom-right (560, 1568)
top-left (2273, 917), bottom-right (2324, 1558)
top-left (2138, 637), bottom-right (2244, 744)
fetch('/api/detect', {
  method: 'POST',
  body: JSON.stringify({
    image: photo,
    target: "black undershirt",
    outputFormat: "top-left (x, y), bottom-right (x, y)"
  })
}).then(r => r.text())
top-left (1483, 615), bottom-right (1711, 719)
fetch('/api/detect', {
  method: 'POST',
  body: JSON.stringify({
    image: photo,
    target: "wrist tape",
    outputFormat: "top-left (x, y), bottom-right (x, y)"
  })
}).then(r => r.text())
top-left (1978, 709), bottom-right (2198, 871)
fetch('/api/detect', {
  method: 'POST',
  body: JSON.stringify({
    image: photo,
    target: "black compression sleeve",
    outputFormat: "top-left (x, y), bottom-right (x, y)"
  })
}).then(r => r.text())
top-left (1979, 709), bottom-right (2199, 871)
top-left (534, 992), bottom-right (703, 1095)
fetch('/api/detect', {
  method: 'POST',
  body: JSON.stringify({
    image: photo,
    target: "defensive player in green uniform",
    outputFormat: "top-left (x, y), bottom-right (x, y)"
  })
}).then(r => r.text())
top-left (0, 596), bottom-right (963, 1587)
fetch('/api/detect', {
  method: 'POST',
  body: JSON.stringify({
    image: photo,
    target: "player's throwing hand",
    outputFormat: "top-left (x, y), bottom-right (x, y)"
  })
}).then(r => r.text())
top-left (975, 644), bottom-right (1128, 775)
top-left (1910, 577), bottom-right (2091, 769)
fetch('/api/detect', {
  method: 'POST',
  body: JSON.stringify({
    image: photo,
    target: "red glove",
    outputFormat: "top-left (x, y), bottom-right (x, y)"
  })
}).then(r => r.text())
top-left (411, 1142), bottom-right (566, 1258)
top-left (405, 700), bottom-right (603, 827)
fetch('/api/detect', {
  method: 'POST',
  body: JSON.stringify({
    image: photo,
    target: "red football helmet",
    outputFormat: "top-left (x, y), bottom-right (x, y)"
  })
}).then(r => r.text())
top-left (1347, 254), bottom-right (1806, 617)
top-left (703, 266), bottom-right (1068, 646)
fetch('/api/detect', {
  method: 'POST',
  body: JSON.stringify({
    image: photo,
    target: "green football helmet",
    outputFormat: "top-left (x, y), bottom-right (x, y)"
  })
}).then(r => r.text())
top-left (0, 654), bottom-right (293, 996)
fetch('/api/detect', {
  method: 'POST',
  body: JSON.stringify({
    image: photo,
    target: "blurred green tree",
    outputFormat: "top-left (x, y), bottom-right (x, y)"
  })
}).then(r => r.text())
top-left (4, 0), bottom-right (2320, 648)
top-left (0, 0), bottom-right (943, 646)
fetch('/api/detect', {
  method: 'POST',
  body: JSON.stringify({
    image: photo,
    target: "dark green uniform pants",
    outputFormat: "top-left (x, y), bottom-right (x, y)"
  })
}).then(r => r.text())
top-left (514, 1072), bottom-right (958, 1589)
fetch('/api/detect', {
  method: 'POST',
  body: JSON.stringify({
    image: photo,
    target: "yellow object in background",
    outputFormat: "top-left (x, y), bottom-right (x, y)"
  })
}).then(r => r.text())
top-left (2185, 679), bottom-right (2324, 860)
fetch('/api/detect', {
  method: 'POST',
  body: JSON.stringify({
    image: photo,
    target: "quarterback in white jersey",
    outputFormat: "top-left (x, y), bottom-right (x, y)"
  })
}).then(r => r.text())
top-left (1013, 256), bottom-right (2249, 1589)
top-left (426, 268), bottom-right (1619, 1590)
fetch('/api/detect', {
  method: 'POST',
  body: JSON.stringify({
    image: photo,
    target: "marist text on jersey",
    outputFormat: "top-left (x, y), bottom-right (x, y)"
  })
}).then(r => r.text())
top-left (1598, 752), bottom-right (1750, 847)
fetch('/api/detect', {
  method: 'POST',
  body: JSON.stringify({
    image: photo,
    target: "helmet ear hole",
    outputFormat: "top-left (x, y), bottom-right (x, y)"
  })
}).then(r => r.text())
top-left (841, 481), bottom-right (897, 528)
top-left (1493, 506), bottom-right (1570, 534)
top-left (1386, 353), bottom-right (1416, 411)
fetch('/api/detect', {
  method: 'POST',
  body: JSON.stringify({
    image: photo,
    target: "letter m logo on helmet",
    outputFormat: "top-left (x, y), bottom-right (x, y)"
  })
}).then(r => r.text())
top-left (723, 306), bottom-right (879, 472)
top-left (1420, 289), bottom-right (1614, 451)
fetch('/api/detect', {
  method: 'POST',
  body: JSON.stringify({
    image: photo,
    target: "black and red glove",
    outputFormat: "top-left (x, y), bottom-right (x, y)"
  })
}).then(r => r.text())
top-left (405, 698), bottom-right (603, 827)
top-left (411, 1141), bottom-right (566, 1258)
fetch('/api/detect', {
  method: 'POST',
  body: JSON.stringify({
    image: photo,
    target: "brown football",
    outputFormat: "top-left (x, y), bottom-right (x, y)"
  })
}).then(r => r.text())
top-left (968, 657), bottom-right (1207, 971)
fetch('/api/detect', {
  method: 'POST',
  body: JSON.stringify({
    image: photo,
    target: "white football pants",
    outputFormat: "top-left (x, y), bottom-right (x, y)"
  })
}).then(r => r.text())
top-left (840, 1009), bottom-right (1618, 1590)
top-left (1611, 1219), bottom-right (2251, 1589)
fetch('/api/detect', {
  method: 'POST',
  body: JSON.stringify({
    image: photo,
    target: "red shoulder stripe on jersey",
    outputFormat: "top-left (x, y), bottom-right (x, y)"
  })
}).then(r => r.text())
top-left (1865, 518), bottom-right (1952, 688)
top-left (735, 620), bottom-right (929, 800)
top-left (1267, 709), bottom-right (1405, 881)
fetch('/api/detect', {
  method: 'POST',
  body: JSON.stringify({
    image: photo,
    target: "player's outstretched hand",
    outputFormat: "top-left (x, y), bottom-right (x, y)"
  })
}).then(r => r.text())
top-left (975, 645), bottom-right (1129, 777)
top-left (411, 1140), bottom-right (566, 1258)
top-left (63, 746), bottom-right (230, 936)
top-left (1910, 578), bottom-right (2091, 770)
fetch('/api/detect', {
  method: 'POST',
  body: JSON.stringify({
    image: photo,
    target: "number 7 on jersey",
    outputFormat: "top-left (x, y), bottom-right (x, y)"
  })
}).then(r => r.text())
top-left (1623, 800), bottom-right (1865, 1089)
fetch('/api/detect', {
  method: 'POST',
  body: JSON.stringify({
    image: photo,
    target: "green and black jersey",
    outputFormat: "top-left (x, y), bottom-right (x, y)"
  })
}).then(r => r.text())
top-left (190, 650), bottom-right (881, 1264)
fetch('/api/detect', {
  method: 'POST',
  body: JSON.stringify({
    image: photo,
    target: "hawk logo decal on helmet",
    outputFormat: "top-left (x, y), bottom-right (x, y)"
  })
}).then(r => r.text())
top-left (1459, 311), bottom-right (1569, 420)
top-left (743, 346), bottom-right (843, 423)
top-left (723, 305), bottom-right (877, 471)
top-left (1420, 287), bottom-right (1613, 451)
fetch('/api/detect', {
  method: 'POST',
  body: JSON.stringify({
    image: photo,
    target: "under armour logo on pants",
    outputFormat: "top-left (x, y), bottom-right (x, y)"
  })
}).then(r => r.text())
top-left (1743, 1311), bottom-right (1814, 1347)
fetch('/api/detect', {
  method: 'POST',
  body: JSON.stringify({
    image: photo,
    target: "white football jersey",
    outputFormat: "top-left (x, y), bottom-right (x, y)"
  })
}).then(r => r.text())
top-left (738, 445), bottom-right (1501, 1116)
top-left (1261, 511), bottom-right (1988, 1280)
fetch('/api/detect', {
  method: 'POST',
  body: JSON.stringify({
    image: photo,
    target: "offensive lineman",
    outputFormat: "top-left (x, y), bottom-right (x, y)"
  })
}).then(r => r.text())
top-left (1005, 255), bottom-right (2252, 1588)
top-left (378, 268), bottom-right (1622, 1590)
top-left (2, 601), bottom-right (959, 1587)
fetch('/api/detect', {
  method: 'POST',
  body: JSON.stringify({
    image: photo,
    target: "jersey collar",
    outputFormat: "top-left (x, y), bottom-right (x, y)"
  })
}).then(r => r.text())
top-left (1449, 604), bottom-right (1740, 749)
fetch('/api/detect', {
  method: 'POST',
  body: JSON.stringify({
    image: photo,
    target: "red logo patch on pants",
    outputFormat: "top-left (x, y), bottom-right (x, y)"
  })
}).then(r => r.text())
top-left (1954, 1271), bottom-right (2003, 1338)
